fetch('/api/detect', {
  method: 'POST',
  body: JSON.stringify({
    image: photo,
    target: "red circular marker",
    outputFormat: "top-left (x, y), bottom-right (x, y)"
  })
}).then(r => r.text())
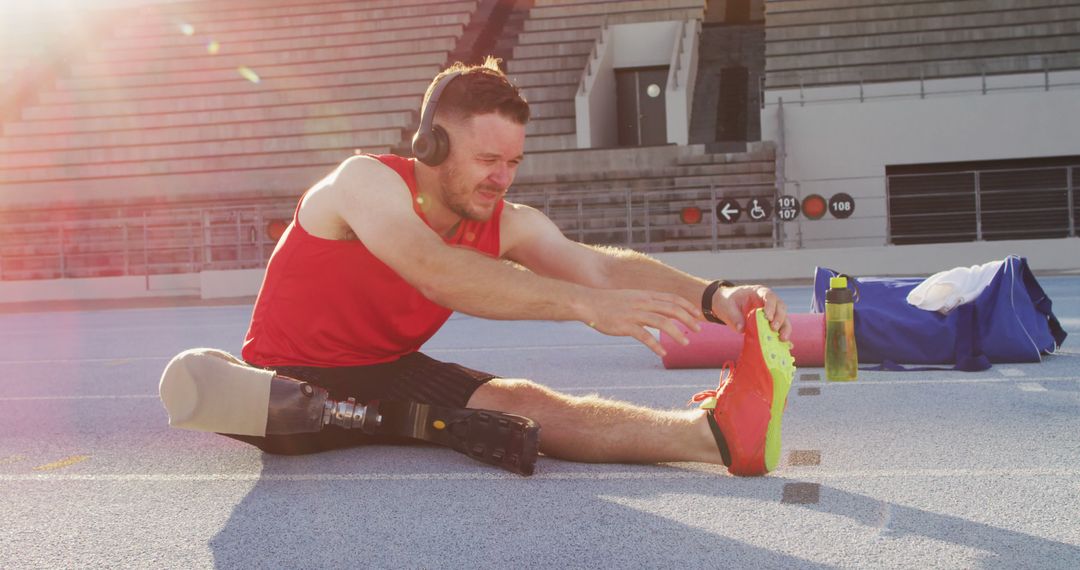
top-left (802, 194), bottom-right (827, 220)
top-left (680, 206), bottom-right (703, 225)
top-left (266, 219), bottom-right (289, 241)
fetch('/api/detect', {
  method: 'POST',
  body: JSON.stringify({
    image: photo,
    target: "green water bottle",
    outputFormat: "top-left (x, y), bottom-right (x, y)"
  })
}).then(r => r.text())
top-left (825, 276), bottom-right (858, 381)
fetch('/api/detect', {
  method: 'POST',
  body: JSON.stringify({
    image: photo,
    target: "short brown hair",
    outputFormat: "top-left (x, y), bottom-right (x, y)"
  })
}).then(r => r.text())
top-left (422, 56), bottom-right (530, 125)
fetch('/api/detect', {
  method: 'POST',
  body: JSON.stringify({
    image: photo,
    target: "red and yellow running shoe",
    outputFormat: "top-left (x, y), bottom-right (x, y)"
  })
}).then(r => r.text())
top-left (689, 303), bottom-right (796, 476)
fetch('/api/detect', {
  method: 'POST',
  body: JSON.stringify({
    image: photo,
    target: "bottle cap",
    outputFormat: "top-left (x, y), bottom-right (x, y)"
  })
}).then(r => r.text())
top-left (829, 276), bottom-right (848, 289)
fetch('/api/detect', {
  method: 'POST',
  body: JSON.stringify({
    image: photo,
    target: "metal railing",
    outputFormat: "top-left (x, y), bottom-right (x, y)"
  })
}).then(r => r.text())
top-left (776, 164), bottom-right (1078, 248)
top-left (764, 53), bottom-right (1080, 108)
top-left (1, 164), bottom-right (1074, 281)
top-left (515, 185), bottom-right (778, 253)
top-left (0, 203), bottom-right (294, 282)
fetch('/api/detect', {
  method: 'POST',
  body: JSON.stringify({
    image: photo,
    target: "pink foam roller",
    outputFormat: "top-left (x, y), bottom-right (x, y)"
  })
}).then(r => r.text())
top-left (660, 313), bottom-right (825, 368)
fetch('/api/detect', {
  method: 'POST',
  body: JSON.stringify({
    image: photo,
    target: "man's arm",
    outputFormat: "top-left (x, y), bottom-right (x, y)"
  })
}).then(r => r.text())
top-left (330, 157), bottom-right (699, 355)
top-left (502, 202), bottom-right (791, 340)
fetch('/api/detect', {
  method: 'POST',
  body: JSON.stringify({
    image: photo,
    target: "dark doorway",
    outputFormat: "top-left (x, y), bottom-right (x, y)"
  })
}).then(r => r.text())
top-left (616, 66), bottom-right (669, 147)
top-left (726, 0), bottom-right (751, 24)
top-left (715, 66), bottom-right (748, 142)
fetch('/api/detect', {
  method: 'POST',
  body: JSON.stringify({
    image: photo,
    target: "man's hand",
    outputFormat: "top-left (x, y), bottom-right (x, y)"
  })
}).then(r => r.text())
top-left (709, 285), bottom-right (792, 342)
top-left (578, 289), bottom-right (702, 357)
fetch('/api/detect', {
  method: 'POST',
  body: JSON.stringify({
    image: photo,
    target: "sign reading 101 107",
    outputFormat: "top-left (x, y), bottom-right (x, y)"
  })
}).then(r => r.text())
top-left (775, 195), bottom-right (800, 221)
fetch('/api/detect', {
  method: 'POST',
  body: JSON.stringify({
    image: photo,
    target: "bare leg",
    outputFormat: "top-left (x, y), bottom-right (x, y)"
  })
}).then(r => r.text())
top-left (466, 378), bottom-right (723, 464)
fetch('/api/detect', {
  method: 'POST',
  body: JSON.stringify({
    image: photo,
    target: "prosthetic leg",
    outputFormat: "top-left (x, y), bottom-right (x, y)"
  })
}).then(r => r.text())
top-left (159, 349), bottom-right (540, 475)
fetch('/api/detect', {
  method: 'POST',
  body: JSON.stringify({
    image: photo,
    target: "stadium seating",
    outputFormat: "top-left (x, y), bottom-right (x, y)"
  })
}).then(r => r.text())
top-left (0, 0), bottom-right (783, 281)
top-left (0, 0), bottom-right (475, 210)
top-left (764, 0), bottom-right (1080, 88)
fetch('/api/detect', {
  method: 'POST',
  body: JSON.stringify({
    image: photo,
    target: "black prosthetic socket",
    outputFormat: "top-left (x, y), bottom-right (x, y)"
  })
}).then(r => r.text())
top-left (377, 401), bottom-right (541, 476)
top-left (266, 375), bottom-right (381, 435)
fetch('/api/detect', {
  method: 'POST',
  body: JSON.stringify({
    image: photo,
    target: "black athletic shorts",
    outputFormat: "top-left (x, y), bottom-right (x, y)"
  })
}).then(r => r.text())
top-left (224, 352), bottom-right (497, 455)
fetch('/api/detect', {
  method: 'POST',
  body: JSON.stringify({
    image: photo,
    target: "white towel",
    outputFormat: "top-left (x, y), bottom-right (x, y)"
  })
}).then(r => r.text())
top-left (906, 260), bottom-right (1005, 314)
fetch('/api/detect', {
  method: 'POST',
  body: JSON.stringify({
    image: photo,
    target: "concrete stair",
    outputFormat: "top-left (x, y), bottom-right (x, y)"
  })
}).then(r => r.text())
top-left (506, 0), bottom-right (705, 154)
top-left (522, 7), bottom-right (704, 32)
top-left (689, 23), bottom-right (765, 146)
top-left (507, 55), bottom-right (589, 74)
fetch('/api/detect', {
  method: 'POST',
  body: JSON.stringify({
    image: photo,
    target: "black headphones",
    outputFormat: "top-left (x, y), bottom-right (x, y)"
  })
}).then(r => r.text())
top-left (412, 71), bottom-right (462, 166)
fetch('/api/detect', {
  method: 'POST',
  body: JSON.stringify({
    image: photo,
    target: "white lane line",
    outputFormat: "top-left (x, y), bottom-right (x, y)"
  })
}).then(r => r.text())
top-left (0, 344), bottom-right (642, 365)
top-left (0, 395), bottom-right (157, 402)
top-left (5, 376), bottom-right (1079, 402)
top-left (4, 466), bottom-right (1080, 483)
top-left (0, 356), bottom-right (171, 365)
top-left (427, 343), bottom-right (639, 354)
top-left (998, 368), bottom-right (1026, 377)
top-left (1018, 382), bottom-right (1048, 392)
top-left (568, 377), bottom-right (1080, 391)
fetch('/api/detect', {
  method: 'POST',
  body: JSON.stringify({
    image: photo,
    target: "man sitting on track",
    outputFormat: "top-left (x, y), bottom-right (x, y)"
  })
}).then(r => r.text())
top-left (232, 57), bottom-right (795, 476)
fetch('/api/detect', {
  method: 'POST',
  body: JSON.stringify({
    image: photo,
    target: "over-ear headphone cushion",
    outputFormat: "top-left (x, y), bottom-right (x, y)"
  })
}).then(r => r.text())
top-left (428, 125), bottom-right (450, 165)
top-left (413, 124), bottom-right (450, 166)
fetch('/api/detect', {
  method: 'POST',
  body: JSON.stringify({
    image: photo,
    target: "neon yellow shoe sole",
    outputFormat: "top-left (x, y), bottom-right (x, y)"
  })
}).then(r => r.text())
top-left (755, 308), bottom-right (796, 472)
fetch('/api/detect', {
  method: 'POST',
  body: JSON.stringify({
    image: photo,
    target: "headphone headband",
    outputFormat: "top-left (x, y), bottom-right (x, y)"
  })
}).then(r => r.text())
top-left (417, 70), bottom-right (462, 137)
top-left (412, 71), bottom-right (462, 166)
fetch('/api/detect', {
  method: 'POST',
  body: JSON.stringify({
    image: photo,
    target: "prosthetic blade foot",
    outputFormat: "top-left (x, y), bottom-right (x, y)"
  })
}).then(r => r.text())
top-left (379, 402), bottom-right (540, 476)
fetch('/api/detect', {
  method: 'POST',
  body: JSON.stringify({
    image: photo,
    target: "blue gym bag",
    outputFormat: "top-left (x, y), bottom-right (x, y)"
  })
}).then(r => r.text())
top-left (810, 256), bottom-right (1067, 371)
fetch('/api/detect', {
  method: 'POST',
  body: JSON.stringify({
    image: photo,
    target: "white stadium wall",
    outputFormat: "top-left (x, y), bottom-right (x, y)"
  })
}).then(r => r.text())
top-left (760, 70), bottom-right (1080, 248)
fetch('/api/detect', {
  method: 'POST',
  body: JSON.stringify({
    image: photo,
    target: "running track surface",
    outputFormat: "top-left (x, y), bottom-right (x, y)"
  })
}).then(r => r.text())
top-left (1, 278), bottom-right (1079, 568)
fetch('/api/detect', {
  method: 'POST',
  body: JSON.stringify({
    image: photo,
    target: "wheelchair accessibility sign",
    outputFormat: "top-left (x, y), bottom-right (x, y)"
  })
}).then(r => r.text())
top-left (747, 198), bottom-right (772, 221)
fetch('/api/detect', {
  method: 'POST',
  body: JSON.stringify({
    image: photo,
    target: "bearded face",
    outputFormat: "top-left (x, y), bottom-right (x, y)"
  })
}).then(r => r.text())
top-left (433, 113), bottom-right (525, 222)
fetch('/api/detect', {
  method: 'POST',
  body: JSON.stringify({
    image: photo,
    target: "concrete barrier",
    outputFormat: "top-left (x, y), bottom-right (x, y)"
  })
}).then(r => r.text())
top-left (656, 237), bottom-right (1080, 282)
top-left (6, 238), bottom-right (1075, 305)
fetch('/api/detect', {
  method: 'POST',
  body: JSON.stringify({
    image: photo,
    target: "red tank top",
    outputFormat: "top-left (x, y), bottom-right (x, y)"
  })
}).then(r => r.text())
top-left (242, 154), bottom-right (503, 367)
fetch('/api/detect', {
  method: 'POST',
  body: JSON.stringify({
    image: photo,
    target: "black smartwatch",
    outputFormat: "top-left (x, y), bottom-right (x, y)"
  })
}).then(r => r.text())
top-left (701, 280), bottom-right (735, 324)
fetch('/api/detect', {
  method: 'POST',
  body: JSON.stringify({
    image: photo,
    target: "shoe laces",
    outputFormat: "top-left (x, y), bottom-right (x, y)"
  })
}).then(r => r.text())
top-left (688, 360), bottom-right (736, 406)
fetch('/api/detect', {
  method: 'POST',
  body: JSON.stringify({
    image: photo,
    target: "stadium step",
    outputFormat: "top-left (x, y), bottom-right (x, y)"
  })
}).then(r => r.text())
top-left (41, 67), bottom-right (439, 105)
top-left (527, 100), bottom-right (576, 120)
top-left (20, 83), bottom-right (428, 120)
top-left (513, 40), bottom-right (595, 60)
top-left (0, 161), bottom-right (355, 210)
top-left (766, 21), bottom-right (1080, 57)
top-left (101, 13), bottom-right (472, 52)
top-left (517, 27), bottom-right (602, 45)
top-left (765, 5), bottom-right (1080, 42)
top-left (520, 83), bottom-right (579, 103)
top-left (0, 148), bottom-right (360, 184)
top-left (133, 0), bottom-right (454, 23)
top-left (0, 129), bottom-right (403, 174)
top-left (115, 1), bottom-right (478, 38)
top-left (68, 37), bottom-right (458, 77)
top-left (86, 24), bottom-right (464, 65)
top-left (58, 53), bottom-right (445, 90)
top-left (522, 7), bottom-right (705, 33)
top-left (507, 55), bottom-right (589, 74)
top-left (508, 69), bottom-right (583, 88)
top-left (6, 99), bottom-right (419, 136)
top-left (524, 133), bottom-right (578, 152)
top-left (525, 117), bottom-right (576, 136)
top-left (528, 0), bottom-right (704, 20)
top-left (0, 112), bottom-right (414, 153)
